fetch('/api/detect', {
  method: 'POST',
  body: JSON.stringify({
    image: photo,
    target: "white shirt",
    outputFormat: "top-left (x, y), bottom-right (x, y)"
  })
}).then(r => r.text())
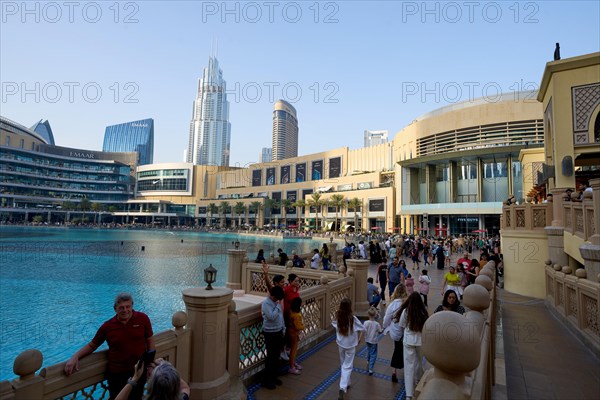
top-left (399, 309), bottom-right (422, 346)
top-left (363, 320), bottom-right (383, 344)
top-left (332, 316), bottom-right (365, 348)
top-left (382, 298), bottom-right (404, 341)
top-left (311, 253), bottom-right (320, 269)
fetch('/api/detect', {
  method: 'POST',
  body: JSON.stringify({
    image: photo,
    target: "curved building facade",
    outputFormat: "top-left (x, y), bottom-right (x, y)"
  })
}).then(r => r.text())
top-left (393, 91), bottom-right (544, 235)
top-left (272, 100), bottom-right (298, 161)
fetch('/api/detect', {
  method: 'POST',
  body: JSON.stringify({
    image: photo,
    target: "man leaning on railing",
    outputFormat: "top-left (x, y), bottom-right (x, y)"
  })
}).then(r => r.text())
top-left (64, 292), bottom-right (155, 400)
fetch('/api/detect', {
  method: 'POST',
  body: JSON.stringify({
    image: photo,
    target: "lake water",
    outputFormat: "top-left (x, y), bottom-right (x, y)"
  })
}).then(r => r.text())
top-left (0, 226), bottom-right (319, 381)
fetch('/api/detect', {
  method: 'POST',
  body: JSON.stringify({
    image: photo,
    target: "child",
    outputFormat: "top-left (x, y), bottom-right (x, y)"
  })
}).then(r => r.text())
top-left (418, 269), bottom-right (431, 307)
top-left (288, 297), bottom-right (305, 375)
top-left (332, 298), bottom-right (365, 400)
top-left (398, 293), bottom-right (429, 400)
top-left (364, 307), bottom-right (383, 375)
top-left (405, 273), bottom-right (415, 294)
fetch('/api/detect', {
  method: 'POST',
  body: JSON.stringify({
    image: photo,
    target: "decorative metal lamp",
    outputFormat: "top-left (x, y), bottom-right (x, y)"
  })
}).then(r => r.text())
top-left (204, 264), bottom-right (217, 290)
top-left (330, 237), bottom-right (334, 244)
top-left (232, 240), bottom-right (240, 249)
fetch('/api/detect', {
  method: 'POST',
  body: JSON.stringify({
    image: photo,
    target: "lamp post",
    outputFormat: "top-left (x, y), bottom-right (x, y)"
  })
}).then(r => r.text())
top-left (204, 264), bottom-right (217, 290)
top-left (232, 240), bottom-right (240, 249)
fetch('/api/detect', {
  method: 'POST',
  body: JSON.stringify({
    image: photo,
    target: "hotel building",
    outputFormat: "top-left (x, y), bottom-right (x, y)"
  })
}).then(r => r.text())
top-left (272, 100), bottom-right (298, 161)
top-left (186, 56), bottom-right (232, 166)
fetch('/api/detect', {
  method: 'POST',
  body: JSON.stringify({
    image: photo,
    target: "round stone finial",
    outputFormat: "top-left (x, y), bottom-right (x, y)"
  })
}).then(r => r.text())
top-left (419, 378), bottom-right (466, 400)
top-left (338, 264), bottom-right (347, 275)
top-left (479, 268), bottom-right (494, 281)
top-left (553, 264), bottom-right (562, 271)
top-left (228, 300), bottom-right (237, 313)
top-left (172, 311), bottom-right (188, 329)
top-left (422, 312), bottom-right (480, 375)
top-left (286, 260), bottom-right (293, 269)
top-left (320, 275), bottom-right (329, 285)
top-left (545, 259), bottom-right (552, 266)
top-left (13, 349), bottom-right (43, 378)
top-left (561, 266), bottom-right (572, 275)
top-left (463, 283), bottom-right (491, 311)
top-left (474, 275), bottom-right (493, 292)
top-left (575, 268), bottom-right (587, 278)
top-left (243, 256), bottom-right (249, 263)
top-left (347, 268), bottom-right (354, 277)
top-left (465, 310), bottom-right (485, 334)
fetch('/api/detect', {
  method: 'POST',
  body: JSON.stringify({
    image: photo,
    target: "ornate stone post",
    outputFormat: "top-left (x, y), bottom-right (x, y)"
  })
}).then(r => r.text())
top-left (226, 249), bottom-right (246, 290)
top-left (346, 258), bottom-right (369, 317)
top-left (182, 287), bottom-right (234, 399)
top-left (12, 349), bottom-right (44, 400)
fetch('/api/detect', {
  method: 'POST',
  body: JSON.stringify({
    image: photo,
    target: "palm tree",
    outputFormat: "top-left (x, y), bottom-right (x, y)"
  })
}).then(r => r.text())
top-left (234, 202), bottom-right (246, 228)
top-left (265, 198), bottom-right (279, 227)
top-left (207, 203), bottom-right (218, 226)
top-left (91, 202), bottom-right (102, 224)
top-left (62, 201), bottom-right (75, 224)
top-left (219, 201), bottom-right (231, 227)
top-left (280, 198), bottom-right (293, 228)
top-left (250, 201), bottom-right (263, 227)
top-left (292, 199), bottom-right (306, 228)
top-left (329, 194), bottom-right (346, 232)
top-left (79, 198), bottom-right (91, 222)
top-left (307, 193), bottom-right (324, 231)
top-left (347, 197), bottom-right (363, 232)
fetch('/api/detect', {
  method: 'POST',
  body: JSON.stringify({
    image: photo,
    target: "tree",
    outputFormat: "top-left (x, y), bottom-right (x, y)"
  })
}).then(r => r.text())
top-left (79, 198), bottom-right (91, 212)
top-left (91, 202), bottom-right (102, 224)
top-left (280, 198), bottom-right (293, 228)
top-left (207, 203), bottom-right (218, 226)
top-left (347, 198), bottom-right (363, 232)
top-left (329, 194), bottom-right (346, 232)
top-left (219, 201), bottom-right (231, 227)
top-left (292, 199), bottom-right (306, 228)
top-left (234, 202), bottom-right (246, 228)
top-left (32, 215), bottom-right (44, 224)
top-left (307, 193), bottom-right (324, 231)
top-left (62, 201), bottom-right (76, 224)
top-left (250, 201), bottom-right (263, 227)
top-left (265, 198), bottom-right (279, 227)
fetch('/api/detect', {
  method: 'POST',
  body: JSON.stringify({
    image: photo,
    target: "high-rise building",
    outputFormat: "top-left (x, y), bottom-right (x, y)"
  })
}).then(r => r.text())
top-left (272, 100), bottom-right (298, 161)
top-left (187, 56), bottom-right (231, 166)
top-left (364, 130), bottom-right (389, 147)
top-left (30, 119), bottom-right (55, 145)
top-left (103, 118), bottom-right (154, 165)
top-left (259, 147), bottom-right (272, 163)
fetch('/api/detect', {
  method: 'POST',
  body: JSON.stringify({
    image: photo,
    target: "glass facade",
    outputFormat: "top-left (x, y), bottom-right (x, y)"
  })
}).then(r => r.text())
top-left (136, 168), bottom-right (189, 192)
top-left (103, 118), bottom-right (154, 165)
top-left (0, 147), bottom-right (132, 207)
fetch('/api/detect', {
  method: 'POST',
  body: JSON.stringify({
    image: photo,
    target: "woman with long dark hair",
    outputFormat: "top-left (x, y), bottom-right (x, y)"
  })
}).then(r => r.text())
top-left (397, 292), bottom-right (429, 400)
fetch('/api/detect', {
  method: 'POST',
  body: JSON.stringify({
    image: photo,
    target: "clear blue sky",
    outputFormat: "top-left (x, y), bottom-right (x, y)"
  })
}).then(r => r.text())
top-left (1, 1), bottom-right (599, 167)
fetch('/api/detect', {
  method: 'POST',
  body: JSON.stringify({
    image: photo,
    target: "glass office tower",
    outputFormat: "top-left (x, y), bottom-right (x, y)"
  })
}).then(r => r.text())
top-left (103, 118), bottom-right (154, 165)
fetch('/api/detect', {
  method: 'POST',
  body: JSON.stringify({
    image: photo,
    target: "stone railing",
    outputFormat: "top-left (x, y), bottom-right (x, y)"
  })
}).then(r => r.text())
top-left (233, 276), bottom-right (354, 380)
top-left (563, 197), bottom-right (596, 242)
top-left (501, 202), bottom-right (553, 231)
top-left (416, 262), bottom-right (497, 400)
top-left (0, 312), bottom-right (191, 400)
top-left (545, 265), bottom-right (599, 355)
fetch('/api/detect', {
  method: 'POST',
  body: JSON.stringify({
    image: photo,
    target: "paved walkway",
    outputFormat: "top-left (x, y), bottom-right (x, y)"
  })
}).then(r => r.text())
top-left (499, 290), bottom-right (600, 400)
top-left (249, 250), bottom-right (600, 400)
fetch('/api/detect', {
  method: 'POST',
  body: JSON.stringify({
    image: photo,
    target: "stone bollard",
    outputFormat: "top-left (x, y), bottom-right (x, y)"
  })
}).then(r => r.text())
top-left (346, 259), bottom-right (370, 318)
top-left (12, 349), bottom-right (44, 400)
top-left (182, 287), bottom-right (234, 399)
top-left (226, 249), bottom-right (247, 290)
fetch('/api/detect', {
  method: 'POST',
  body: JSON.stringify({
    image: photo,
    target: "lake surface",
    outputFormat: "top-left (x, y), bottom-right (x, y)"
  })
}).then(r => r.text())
top-left (0, 226), bottom-right (319, 381)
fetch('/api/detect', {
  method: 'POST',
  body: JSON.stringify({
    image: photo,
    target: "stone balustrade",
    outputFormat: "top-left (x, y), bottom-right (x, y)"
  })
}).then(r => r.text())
top-left (545, 264), bottom-right (600, 356)
top-left (416, 261), bottom-right (497, 400)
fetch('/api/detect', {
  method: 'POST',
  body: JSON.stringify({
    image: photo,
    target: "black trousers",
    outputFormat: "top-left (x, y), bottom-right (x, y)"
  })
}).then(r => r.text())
top-left (262, 330), bottom-right (284, 384)
top-left (106, 370), bottom-right (146, 400)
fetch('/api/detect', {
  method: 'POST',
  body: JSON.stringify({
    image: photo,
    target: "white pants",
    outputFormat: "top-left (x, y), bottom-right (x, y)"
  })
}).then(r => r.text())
top-left (338, 346), bottom-right (356, 391)
top-left (403, 343), bottom-right (423, 398)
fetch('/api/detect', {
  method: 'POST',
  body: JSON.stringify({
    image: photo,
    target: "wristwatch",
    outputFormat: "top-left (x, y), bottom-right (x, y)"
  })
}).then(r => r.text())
top-left (127, 378), bottom-right (137, 387)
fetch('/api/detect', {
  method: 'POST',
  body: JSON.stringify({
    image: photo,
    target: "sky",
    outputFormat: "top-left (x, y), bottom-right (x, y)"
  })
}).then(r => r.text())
top-left (1, 1), bottom-right (599, 167)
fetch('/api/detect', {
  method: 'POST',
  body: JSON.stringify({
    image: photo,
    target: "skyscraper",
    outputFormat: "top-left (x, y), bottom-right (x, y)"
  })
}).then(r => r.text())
top-left (259, 147), bottom-right (272, 163)
top-left (103, 118), bottom-right (154, 165)
top-left (364, 130), bottom-right (389, 147)
top-left (272, 99), bottom-right (298, 161)
top-left (187, 56), bottom-right (231, 166)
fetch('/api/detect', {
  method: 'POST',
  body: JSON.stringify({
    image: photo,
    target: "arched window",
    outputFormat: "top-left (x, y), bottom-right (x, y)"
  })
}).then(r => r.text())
top-left (594, 112), bottom-right (600, 143)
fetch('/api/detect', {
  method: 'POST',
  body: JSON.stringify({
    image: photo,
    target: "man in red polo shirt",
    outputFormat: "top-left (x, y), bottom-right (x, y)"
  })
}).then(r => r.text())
top-left (64, 293), bottom-right (154, 400)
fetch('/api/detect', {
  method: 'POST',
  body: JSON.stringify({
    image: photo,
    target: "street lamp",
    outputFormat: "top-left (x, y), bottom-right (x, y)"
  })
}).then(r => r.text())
top-left (232, 241), bottom-right (240, 249)
top-left (204, 264), bottom-right (217, 290)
